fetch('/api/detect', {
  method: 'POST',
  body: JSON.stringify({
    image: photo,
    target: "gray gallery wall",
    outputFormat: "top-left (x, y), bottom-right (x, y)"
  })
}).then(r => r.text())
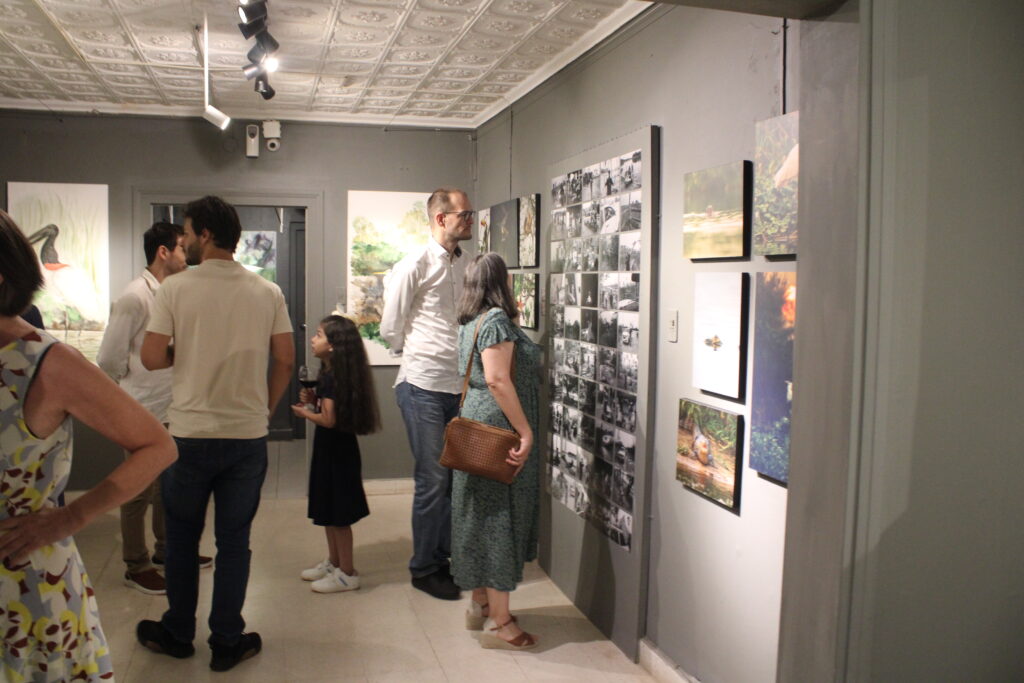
top-left (473, 5), bottom-right (797, 678)
top-left (0, 111), bottom-right (474, 485)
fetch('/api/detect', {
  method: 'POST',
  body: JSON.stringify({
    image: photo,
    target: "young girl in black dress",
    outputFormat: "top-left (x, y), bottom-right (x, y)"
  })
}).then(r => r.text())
top-left (292, 315), bottom-right (380, 593)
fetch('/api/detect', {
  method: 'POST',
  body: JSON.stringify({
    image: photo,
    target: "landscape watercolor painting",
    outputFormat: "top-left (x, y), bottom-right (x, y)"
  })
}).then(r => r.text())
top-left (683, 160), bottom-right (750, 259)
top-left (8, 182), bottom-right (109, 363)
top-left (347, 190), bottom-right (430, 365)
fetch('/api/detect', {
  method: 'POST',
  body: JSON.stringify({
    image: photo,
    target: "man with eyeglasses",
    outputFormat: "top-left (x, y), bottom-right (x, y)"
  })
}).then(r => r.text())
top-left (381, 187), bottom-right (474, 600)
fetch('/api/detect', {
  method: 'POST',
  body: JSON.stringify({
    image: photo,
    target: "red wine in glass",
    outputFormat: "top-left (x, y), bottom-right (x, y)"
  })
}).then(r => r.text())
top-left (298, 365), bottom-right (317, 410)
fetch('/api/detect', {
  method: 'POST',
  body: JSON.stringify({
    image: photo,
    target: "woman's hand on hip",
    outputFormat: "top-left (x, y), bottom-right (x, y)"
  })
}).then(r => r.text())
top-left (507, 430), bottom-right (533, 475)
top-left (0, 506), bottom-right (78, 563)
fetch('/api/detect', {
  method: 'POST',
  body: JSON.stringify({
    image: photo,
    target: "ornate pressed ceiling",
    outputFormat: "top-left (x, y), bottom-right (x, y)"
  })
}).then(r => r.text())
top-left (0, 0), bottom-right (649, 128)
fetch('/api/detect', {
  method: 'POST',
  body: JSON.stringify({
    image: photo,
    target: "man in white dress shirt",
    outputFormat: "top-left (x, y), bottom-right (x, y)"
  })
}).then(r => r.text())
top-left (97, 221), bottom-right (210, 594)
top-left (381, 187), bottom-right (474, 600)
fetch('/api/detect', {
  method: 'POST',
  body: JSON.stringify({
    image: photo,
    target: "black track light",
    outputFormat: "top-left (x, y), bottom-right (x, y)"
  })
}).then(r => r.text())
top-left (242, 62), bottom-right (263, 80)
top-left (238, 1), bottom-right (267, 25)
top-left (255, 75), bottom-right (275, 100)
top-left (246, 32), bottom-right (279, 65)
top-left (237, 17), bottom-right (266, 39)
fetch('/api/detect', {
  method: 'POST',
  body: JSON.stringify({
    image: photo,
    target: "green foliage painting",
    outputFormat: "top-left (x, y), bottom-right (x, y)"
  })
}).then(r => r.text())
top-left (347, 191), bottom-right (430, 365)
top-left (683, 160), bottom-right (749, 259)
top-left (676, 398), bottom-right (742, 510)
top-left (753, 111), bottom-right (799, 256)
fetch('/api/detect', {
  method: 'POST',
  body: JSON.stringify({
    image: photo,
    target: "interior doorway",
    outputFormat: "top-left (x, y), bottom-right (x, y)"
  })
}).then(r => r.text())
top-left (152, 203), bottom-right (307, 440)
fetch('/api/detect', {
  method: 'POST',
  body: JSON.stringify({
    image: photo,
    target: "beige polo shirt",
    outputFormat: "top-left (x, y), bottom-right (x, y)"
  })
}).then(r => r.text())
top-left (147, 259), bottom-right (293, 439)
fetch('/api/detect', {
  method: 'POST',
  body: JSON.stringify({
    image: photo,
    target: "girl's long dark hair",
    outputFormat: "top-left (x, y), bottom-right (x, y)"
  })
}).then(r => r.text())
top-left (456, 252), bottom-right (518, 325)
top-left (320, 315), bottom-right (380, 435)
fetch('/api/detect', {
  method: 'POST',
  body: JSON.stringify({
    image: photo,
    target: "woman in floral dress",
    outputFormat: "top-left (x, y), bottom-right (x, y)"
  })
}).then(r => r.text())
top-left (451, 252), bottom-right (541, 650)
top-left (0, 210), bottom-right (176, 681)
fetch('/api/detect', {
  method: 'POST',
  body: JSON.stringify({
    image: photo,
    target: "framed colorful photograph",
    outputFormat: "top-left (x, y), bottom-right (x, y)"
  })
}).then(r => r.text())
top-left (691, 272), bottom-right (748, 400)
top-left (489, 198), bottom-right (519, 268)
top-left (676, 398), bottom-right (743, 510)
top-left (753, 111), bottom-right (799, 257)
top-left (476, 207), bottom-right (490, 253)
top-left (518, 193), bottom-right (540, 267)
top-left (750, 271), bottom-right (797, 483)
top-left (513, 272), bottom-right (538, 329)
top-left (683, 160), bottom-right (751, 260)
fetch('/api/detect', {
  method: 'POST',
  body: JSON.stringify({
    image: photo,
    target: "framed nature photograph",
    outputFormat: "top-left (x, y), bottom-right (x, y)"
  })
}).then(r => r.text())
top-left (489, 198), bottom-right (520, 267)
top-left (513, 272), bottom-right (538, 329)
top-left (683, 160), bottom-right (751, 260)
top-left (691, 272), bottom-right (748, 400)
top-left (518, 193), bottom-right (540, 267)
top-left (750, 271), bottom-right (797, 483)
top-left (753, 111), bottom-right (799, 256)
top-left (676, 399), bottom-right (743, 511)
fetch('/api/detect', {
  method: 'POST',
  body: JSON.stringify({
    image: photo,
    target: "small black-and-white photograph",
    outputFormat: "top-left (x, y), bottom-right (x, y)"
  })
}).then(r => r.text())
top-left (564, 339), bottom-right (580, 375)
top-left (563, 306), bottom-right (581, 340)
top-left (566, 204), bottom-right (582, 238)
top-left (579, 379), bottom-right (597, 418)
top-left (579, 273), bottom-right (598, 307)
top-left (566, 169), bottom-right (583, 205)
top-left (582, 200), bottom-right (600, 236)
top-left (564, 406), bottom-right (582, 444)
top-left (548, 464), bottom-right (567, 503)
top-left (611, 468), bottom-right (634, 513)
top-left (564, 272), bottom-right (578, 306)
top-left (597, 421), bottom-right (616, 463)
top-left (597, 383), bottom-right (616, 423)
top-left (552, 305), bottom-right (564, 337)
top-left (615, 429), bottom-right (636, 475)
top-left (599, 234), bottom-right (619, 272)
top-left (591, 458), bottom-right (614, 502)
top-left (619, 190), bottom-right (642, 231)
top-left (571, 478), bottom-right (590, 517)
top-left (551, 174), bottom-right (567, 209)
top-left (550, 207), bottom-right (566, 241)
top-left (549, 273), bottom-right (564, 306)
top-left (567, 239), bottom-right (582, 272)
top-left (582, 163), bottom-right (601, 203)
top-left (559, 440), bottom-right (580, 479)
top-left (618, 273), bottom-right (640, 311)
top-left (599, 272), bottom-right (619, 309)
top-left (617, 311), bottom-right (640, 354)
top-left (552, 337), bottom-right (565, 368)
top-left (549, 369), bottom-right (563, 402)
top-left (580, 412), bottom-right (596, 452)
top-left (560, 374), bottom-right (578, 408)
top-left (598, 310), bottom-right (618, 348)
top-left (579, 343), bottom-right (597, 380)
top-left (582, 237), bottom-right (600, 272)
top-left (620, 149), bottom-right (642, 191)
top-left (550, 240), bottom-right (565, 273)
top-left (600, 197), bottom-right (618, 234)
top-left (597, 347), bottom-right (617, 385)
top-left (601, 158), bottom-right (621, 197)
top-left (551, 402), bottom-right (566, 434)
top-left (618, 231), bottom-right (641, 271)
top-left (617, 351), bottom-right (639, 393)
top-left (615, 390), bottom-right (638, 433)
top-left (580, 308), bottom-right (598, 344)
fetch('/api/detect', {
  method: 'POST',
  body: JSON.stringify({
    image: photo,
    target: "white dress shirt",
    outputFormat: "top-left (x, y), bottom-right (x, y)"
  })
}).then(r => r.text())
top-left (380, 237), bottom-right (465, 394)
top-left (96, 269), bottom-right (173, 423)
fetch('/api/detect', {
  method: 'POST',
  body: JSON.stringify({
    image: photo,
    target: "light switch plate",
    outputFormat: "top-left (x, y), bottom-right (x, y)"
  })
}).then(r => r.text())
top-left (667, 309), bottom-right (678, 343)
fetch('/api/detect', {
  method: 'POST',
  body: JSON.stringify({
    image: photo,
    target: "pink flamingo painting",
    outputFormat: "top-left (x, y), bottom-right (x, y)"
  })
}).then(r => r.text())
top-left (26, 224), bottom-right (104, 338)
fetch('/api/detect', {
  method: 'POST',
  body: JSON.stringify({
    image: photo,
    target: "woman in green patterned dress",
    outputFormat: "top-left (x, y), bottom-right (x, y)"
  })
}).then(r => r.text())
top-left (452, 252), bottom-right (541, 650)
top-left (0, 210), bottom-right (177, 681)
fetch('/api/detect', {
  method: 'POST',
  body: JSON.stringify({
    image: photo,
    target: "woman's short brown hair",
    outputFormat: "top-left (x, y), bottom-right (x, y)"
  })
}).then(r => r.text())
top-left (0, 210), bottom-right (44, 317)
top-left (456, 252), bottom-right (518, 325)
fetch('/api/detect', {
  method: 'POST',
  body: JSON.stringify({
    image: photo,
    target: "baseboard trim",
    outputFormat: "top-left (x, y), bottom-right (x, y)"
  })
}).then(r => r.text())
top-left (363, 478), bottom-right (415, 496)
top-left (639, 639), bottom-right (698, 683)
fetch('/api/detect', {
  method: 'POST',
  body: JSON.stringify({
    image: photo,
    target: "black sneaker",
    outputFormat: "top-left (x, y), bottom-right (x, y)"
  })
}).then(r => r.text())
top-left (209, 632), bottom-right (262, 672)
top-left (136, 620), bottom-right (195, 659)
top-left (412, 570), bottom-right (461, 600)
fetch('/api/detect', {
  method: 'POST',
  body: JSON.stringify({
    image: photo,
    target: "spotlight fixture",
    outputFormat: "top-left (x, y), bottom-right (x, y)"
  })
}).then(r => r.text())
top-left (255, 75), bottom-right (275, 100)
top-left (237, 17), bottom-right (266, 39)
top-left (237, 0), bottom-right (278, 100)
top-left (203, 104), bottom-right (231, 130)
top-left (237, 1), bottom-right (267, 25)
top-left (246, 33), bottom-right (280, 65)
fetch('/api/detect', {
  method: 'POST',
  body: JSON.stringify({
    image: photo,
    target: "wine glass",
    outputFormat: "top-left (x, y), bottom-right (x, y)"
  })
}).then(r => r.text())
top-left (298, 365), bottom-right (317, 411)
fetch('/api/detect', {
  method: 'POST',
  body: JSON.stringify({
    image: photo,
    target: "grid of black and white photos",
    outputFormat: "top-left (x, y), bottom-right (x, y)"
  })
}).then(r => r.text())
top-left (547, 148), bottom-right (642, 550)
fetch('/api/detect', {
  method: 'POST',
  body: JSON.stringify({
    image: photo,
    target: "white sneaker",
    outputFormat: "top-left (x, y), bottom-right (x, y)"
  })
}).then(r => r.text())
top-left (311, 567), bottom-right (360, 593)
top-left (300, 559), bottom-right (334, 582)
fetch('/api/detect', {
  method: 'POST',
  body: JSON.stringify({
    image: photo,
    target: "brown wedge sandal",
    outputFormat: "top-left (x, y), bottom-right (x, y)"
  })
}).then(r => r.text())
top-left (479, 617), bottom-right (538, 650)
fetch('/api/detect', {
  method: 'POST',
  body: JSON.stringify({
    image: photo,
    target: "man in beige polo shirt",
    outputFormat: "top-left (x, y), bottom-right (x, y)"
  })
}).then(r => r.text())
top-left (134, 196), bottom-right (294, 672)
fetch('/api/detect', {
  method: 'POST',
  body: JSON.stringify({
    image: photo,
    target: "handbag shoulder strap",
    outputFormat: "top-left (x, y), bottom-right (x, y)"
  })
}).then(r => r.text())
top-left (459, 308), bottom-right (517, 408)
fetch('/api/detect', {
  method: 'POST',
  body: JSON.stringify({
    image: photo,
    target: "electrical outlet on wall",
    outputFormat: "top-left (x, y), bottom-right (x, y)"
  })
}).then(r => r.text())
top-left (667, 309), bottom-right (678, 343)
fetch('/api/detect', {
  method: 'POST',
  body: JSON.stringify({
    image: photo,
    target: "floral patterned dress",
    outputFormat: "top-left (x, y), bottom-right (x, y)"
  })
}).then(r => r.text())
top-left (1, 330), bottom-right (113, 682)
top-left (451, 309), bottom-right (541, 592)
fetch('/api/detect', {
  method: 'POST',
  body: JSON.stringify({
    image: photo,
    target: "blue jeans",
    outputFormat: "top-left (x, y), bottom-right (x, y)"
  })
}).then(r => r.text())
top-left (395, 381), bottom-right (460, 578)
top-left (160, 437), bottom-right (267, 647)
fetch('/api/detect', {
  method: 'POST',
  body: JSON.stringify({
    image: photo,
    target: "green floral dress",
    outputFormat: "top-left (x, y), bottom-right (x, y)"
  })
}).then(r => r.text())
top-left (451, 309), bottom-right (541, 592)
top-left (0, 331), bottom-right (113, 682)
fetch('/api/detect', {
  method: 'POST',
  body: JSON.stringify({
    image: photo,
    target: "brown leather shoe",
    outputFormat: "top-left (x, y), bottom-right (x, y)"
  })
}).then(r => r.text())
top-left (124, 568), bottom-right (166, 595)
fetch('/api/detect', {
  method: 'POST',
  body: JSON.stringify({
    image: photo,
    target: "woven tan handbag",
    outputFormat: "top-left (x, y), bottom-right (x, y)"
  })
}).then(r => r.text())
top-left (440, 312), bottom-right (520, 485)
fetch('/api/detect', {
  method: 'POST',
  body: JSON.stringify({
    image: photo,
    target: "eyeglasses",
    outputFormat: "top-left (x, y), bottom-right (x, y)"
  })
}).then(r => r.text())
top-left (443, 210), bottom-right (476, 222)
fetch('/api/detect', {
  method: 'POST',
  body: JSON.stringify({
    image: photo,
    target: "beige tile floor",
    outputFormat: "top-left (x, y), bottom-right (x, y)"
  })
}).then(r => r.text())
top-left (72, 440), bottom-right (654, 682)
